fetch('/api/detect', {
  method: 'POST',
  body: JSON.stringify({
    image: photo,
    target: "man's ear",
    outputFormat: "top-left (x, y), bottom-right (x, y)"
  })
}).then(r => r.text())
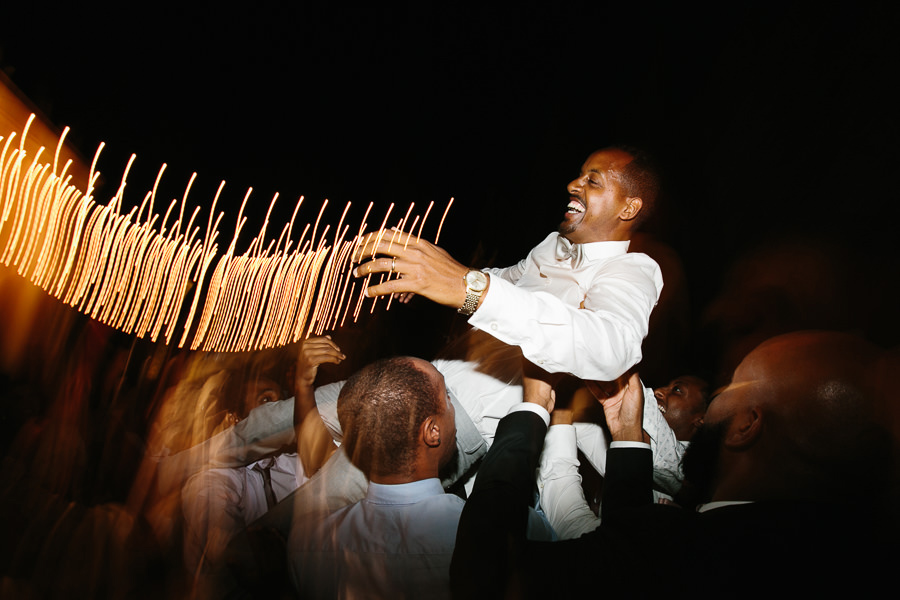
top-left (619, 197), bottom-right (643, 221)
top-left (724, 407), bottom-right (763, 450)
top-left (691, 415), bottom-right (705, 435)
top-left (422, 415), bottom-right (442, 448)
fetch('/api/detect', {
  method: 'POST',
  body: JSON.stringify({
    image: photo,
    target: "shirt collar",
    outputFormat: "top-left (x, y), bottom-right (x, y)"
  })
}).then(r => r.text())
top-left (579, 238), bottom-right (631, 262)
top-left (554, 233), bottom-right (630, 266)
top-left (366, 478), bottom-right (445, 505)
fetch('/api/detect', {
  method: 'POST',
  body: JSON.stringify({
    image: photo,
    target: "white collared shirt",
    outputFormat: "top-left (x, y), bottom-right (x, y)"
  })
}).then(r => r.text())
top-left (471, 232), bottom-right (663, 381)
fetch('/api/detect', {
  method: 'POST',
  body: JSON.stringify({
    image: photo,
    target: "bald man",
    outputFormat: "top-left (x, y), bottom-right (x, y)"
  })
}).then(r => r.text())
top-left (451, 331), bottom-right (896, 599)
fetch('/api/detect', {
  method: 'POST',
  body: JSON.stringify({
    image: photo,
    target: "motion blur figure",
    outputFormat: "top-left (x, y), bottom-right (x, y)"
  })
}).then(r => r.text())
top-left (452, 330), bottom-right (897, 599)
top-left (179, 337), bottom-right (343, 599)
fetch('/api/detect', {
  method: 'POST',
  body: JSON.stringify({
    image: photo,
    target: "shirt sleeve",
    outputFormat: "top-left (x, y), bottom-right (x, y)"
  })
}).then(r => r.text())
top-left (156, 399), bottom-right (296, 496)
top-left (469, 253), bottom-right (661, 381)
top-left (484, 257), bottom-right (526, 284)
top-left (537, 424), bottom-right (602, 540)
top-left (640, 386), bottom-right (686, 496)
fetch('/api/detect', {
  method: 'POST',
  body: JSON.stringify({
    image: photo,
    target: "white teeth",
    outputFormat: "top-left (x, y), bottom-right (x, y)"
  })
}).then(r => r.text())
top-left (657, 403), bottom-right (666, 414)
top-left (567, 200), bottom-right (585, 214)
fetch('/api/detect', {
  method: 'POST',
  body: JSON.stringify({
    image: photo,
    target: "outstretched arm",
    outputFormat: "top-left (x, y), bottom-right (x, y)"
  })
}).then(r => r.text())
top-left (351, 228), bottom-right (489, 310)
top-left (354, 229), bottom-right (661, 382)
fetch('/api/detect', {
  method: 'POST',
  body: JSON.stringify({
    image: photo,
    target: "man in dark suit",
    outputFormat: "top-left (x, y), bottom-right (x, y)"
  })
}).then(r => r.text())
top-left (450, 330), bottom-right (897, 599)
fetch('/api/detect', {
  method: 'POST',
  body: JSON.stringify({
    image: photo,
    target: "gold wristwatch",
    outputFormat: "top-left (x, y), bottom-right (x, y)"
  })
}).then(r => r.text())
top-left (458, 270), bottom-right (488, 316)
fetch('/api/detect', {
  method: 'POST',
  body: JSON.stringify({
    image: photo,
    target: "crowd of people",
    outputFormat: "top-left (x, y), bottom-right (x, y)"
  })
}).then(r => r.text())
top-left (1, 145), bottom-right (897, 598)
top-left (167, 145), bottom-right (898, 598)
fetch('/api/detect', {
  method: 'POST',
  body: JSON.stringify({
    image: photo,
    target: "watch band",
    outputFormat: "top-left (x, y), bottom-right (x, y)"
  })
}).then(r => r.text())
top-left (458, 291), bottom-right (480, 316)
top-left (458, 270), bottom-right (487, 316)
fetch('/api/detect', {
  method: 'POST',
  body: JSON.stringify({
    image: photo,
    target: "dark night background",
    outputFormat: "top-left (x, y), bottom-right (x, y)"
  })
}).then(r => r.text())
top-left (1, 2), bottom-right (899, 597)
top-left (0, 2), bottom-right (900, 380)
top-left (1, 2), bottom-right (898, 380)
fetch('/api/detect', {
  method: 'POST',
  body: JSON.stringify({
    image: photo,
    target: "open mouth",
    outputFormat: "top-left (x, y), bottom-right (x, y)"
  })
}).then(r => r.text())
top-left (567, 199), bottom-right (585, 214)
top-left (656, 401), bottom-right (667, 414)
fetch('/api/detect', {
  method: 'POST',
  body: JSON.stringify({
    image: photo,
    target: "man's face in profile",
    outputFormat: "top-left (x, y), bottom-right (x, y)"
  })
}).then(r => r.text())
top-left (559, 149), bottom-right (634, 244)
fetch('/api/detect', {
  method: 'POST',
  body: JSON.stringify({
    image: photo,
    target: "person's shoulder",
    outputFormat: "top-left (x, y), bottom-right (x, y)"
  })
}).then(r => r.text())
top-left (405, 493), bottom-right (465, 546)
top-left (589, 249), bottom-right (663, 290)
top-left (612, 248), bottom-right (661, 270)
top-left (184, 464), bottom-right (245, 487)
top-left (181, 464), bottom-right (246, 505)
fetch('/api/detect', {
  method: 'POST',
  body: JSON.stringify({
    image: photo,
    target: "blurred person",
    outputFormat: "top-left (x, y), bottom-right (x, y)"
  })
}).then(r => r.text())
top-left (0, 318), bottom-right (165, 598)
top-left (451, 331), bottom-right (896, 599)
top-left (155, 360), bottom-right (488, 541)
top-left (179, 336), bottom-right (343, 597)
top-left (537, 374), bottom-right (709, 539)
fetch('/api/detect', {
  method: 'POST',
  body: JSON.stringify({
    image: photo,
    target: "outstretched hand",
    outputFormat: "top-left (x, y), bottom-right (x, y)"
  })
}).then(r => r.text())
top-left (351, 228), bottom-right (473, 308)
top-left (586, 372), bottom-right (646, 443)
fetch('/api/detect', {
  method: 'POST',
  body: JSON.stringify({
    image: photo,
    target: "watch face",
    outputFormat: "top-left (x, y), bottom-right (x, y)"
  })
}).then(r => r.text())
top-left (466, 270), bottom-right (487, 291)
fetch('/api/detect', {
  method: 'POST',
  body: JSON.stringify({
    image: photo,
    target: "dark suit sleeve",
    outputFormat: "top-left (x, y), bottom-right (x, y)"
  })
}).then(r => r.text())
top-left (450, 410), bottom-right (547, 600)
top-left (600, 445), bottom-right (654, 519)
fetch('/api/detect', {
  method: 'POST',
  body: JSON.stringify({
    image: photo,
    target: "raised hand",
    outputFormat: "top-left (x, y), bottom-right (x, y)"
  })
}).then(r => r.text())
top-left (294, 336), bottom-right (345, 426)
top-left (351, 228), bottom-right (476, 308)
top-left (586, 372), bottom-right (646, 443)
top-left (295, 335), bottom-right (345, 391)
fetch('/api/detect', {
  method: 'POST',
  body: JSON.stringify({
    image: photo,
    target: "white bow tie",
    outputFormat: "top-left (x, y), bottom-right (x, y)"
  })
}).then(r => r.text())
top-left (555, 235), bottom-right (584, 269)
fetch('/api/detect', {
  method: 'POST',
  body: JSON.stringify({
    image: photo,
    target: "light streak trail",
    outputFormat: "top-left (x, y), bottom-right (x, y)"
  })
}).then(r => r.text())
top-left (0, 116), bottom-right (455, 351)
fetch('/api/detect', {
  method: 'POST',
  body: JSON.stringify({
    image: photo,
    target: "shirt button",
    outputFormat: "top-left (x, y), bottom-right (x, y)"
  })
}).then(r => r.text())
top-left (490, 323), bottom-right (499, 331)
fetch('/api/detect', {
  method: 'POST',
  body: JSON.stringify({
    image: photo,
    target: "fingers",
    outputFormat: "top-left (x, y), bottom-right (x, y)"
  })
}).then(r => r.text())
top-left (350, 228), bottom-right (466, 306)
top-left (353, 256), bottom-right (398, 278)
top-left (615, 372), bottom-right (642, 406)
top-left (351, 228), bottom-right (420, 263)
top-left (360, 276), bottom-right (417, 299)
top-left (585, 379), bottom-right (619, 402)
top-left (393, 292), bottom-right (416, 303)
top-left (299, 336), bottom-right (346, 367)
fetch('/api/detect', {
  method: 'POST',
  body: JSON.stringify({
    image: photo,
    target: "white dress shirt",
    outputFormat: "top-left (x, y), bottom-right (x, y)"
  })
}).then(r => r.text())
top-left (470, 232), bottom-right (663, 381)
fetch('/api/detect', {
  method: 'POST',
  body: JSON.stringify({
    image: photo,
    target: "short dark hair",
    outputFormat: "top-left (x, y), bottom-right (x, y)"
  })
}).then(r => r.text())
top-left (605, 144), bottom-right (661, 226)
top-left (337, 356), bottom-right (443, 479)
top-left (687, 375), bottom-right (712, 412)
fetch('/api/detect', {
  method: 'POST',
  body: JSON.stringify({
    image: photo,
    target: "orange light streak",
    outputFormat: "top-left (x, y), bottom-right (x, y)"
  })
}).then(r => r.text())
top-left (434, 197), bottom-right (453, 245)
top-left (0, 117), bottom-right (456, 351)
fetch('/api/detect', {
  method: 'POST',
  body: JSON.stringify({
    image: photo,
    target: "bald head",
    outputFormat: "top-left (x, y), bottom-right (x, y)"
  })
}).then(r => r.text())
top-left (685, 330), bottom-right (892, 504)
